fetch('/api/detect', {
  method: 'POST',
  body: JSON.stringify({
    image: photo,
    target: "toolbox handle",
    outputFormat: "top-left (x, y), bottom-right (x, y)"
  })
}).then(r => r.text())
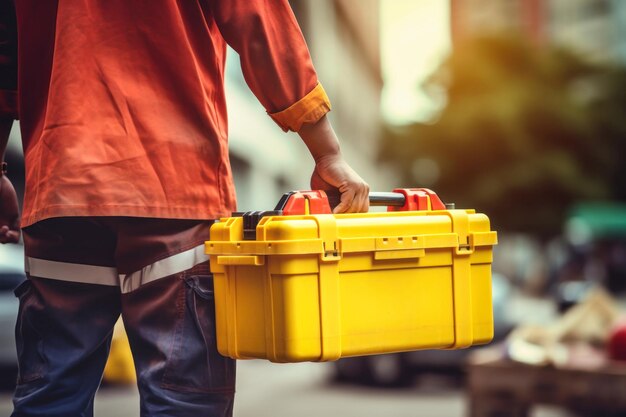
top-left (267, 188), bottom-right (451, 217)
top-left (326, 191), bottom-right (405, 208)
top-left (325, 188), bottom-right (450, 212)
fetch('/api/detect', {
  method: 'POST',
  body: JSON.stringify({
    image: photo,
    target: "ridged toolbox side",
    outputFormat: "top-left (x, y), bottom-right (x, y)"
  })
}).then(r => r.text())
top-left (206, 208), bottom-right (497, 363)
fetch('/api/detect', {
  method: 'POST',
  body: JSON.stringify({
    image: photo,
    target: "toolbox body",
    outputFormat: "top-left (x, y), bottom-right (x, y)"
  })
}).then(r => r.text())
top-left (206, 189), bottom-right (497, 363)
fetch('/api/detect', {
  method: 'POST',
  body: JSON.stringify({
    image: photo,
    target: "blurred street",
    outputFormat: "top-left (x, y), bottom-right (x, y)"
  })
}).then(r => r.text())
top-left (0, 360), bottom-right (569, 417)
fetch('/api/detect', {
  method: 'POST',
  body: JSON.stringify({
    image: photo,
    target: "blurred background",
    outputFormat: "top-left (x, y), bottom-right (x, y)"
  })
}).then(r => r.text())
top-left (2, 0), bottom-right (626, 416)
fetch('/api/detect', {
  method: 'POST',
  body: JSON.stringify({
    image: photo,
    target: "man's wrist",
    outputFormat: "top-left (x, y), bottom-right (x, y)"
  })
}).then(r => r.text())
top-left (298, 115), bottom-right (342, 162)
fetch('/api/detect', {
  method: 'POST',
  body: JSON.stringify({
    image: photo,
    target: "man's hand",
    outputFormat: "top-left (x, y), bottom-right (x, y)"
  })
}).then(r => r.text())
top-left (298, 115), bottom-right (369, 213)
top-left (0, 118), bottom-right (19, 243)
top-left (0, 174), bottom-right (20, 243)
top-left (311, 154), bottom-right (369, 213)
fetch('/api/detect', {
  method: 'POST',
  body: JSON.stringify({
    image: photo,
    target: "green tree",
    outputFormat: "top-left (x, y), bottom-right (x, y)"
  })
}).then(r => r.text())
top-left (381, 35), bottom-right (626, 239)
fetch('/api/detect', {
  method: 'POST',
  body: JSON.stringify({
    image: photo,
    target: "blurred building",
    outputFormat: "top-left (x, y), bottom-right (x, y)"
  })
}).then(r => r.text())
top-left (450, 0), bottom-right (626, 65)
top-left (450, 0), bottom-right (545, 44)
top-left (228, 0), bottom-right (393, 211)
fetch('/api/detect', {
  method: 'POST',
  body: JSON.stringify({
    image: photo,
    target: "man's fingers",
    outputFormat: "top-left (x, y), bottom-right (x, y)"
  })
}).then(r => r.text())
top-left (310, 155), bottom-right (369, 213)
top-left (332, 197), bottom-right (351, 214)
top-left (356, 184), bottom-right (370, 213)
top-left (332, 188), bottom-right (355, 214)
top-left (348, 186), bottom-right (364, 213)
top-left (332, 193), bottom-right (371, 213)
top-left (346, 183), bottom-right (368, 214)
top-left (0, 227), bottom-right (20, 244)
top-left (333, 183), bottom-right (370, 214)
top-left (0, 233), bottom-right (19, 244)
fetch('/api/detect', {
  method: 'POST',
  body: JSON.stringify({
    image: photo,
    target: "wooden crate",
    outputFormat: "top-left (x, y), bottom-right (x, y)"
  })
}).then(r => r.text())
top-left (467, 359), bottom-right (626, 417)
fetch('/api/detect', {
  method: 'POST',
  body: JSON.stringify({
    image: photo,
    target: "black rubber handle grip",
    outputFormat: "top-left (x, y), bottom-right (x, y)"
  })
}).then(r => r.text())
top-left (368, 192), bottom-right (406, 207)
top-left (325, 190), bottom-right (406, 209)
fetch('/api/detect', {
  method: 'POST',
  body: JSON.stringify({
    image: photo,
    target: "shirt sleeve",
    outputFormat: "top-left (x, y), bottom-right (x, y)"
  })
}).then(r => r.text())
top-left (208, 0), bottom-right (331, 132)
top-left (0, 0), bottom-right (18, 120)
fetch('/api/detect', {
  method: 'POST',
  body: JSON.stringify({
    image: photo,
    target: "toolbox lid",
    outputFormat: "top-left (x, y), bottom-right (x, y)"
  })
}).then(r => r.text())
top-left (206, 210), bottom-right (497, 259)
top-left (207, 189), bottom-right (497, 259)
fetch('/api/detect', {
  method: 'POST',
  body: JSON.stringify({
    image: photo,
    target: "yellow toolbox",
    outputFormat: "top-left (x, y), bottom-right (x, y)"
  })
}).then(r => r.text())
top-left (206, 188), bottom-right (498, 363)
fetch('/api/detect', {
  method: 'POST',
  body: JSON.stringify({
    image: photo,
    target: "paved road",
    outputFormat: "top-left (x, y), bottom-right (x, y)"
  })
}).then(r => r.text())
top-left (0, 360), bottom-right (568, 417)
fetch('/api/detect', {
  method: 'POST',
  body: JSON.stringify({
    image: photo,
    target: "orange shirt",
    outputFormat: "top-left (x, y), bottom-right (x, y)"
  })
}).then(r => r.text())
top-left (0, 0), bottom-right (330, 227)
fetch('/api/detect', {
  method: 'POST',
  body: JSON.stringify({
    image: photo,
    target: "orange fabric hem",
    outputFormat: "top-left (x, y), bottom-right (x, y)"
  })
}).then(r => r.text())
top-left (20, 205), bottom-right (233, 228)
top-left (0, 90), bottom-right (18, 119)
top-left (268, 83), bottom-right (331, 132)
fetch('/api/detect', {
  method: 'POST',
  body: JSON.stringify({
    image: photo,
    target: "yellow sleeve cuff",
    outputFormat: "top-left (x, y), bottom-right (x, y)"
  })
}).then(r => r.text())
top-left (268, 83), bottom-right (331, 132)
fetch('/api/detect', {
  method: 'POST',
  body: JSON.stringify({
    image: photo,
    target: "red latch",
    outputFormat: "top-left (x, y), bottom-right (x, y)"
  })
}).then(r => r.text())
top-left (279, 190), bottom-right (332, 216)
top-left (388, 188), bottom-right (446, 212)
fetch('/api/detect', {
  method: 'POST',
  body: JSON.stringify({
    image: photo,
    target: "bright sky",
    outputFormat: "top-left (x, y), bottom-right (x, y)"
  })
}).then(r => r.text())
top-left (381, 0), bottom-right (452, 125)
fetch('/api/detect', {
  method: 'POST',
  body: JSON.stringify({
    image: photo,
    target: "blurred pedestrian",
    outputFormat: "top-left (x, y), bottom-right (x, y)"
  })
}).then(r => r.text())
top-left (0, 1), bottom-right (369, 416)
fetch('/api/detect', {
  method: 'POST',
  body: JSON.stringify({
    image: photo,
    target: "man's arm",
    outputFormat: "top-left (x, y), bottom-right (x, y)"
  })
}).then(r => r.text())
top-left (209, 0), bottom-right (369, 212)
top-left (0, 118), bottom-right (19, 243)
top-left (298, 115), bottom-right (369, 213)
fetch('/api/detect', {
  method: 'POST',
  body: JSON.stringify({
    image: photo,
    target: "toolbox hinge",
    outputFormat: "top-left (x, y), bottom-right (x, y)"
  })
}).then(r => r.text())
top-left (322, 241), bottom-right (341, 261)
top-left (313, 215), bottom-right (341, 261)
top-left (445, 210), bottom-right (473, 255)
top-left (458, 236), bottom-right (472, 254)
